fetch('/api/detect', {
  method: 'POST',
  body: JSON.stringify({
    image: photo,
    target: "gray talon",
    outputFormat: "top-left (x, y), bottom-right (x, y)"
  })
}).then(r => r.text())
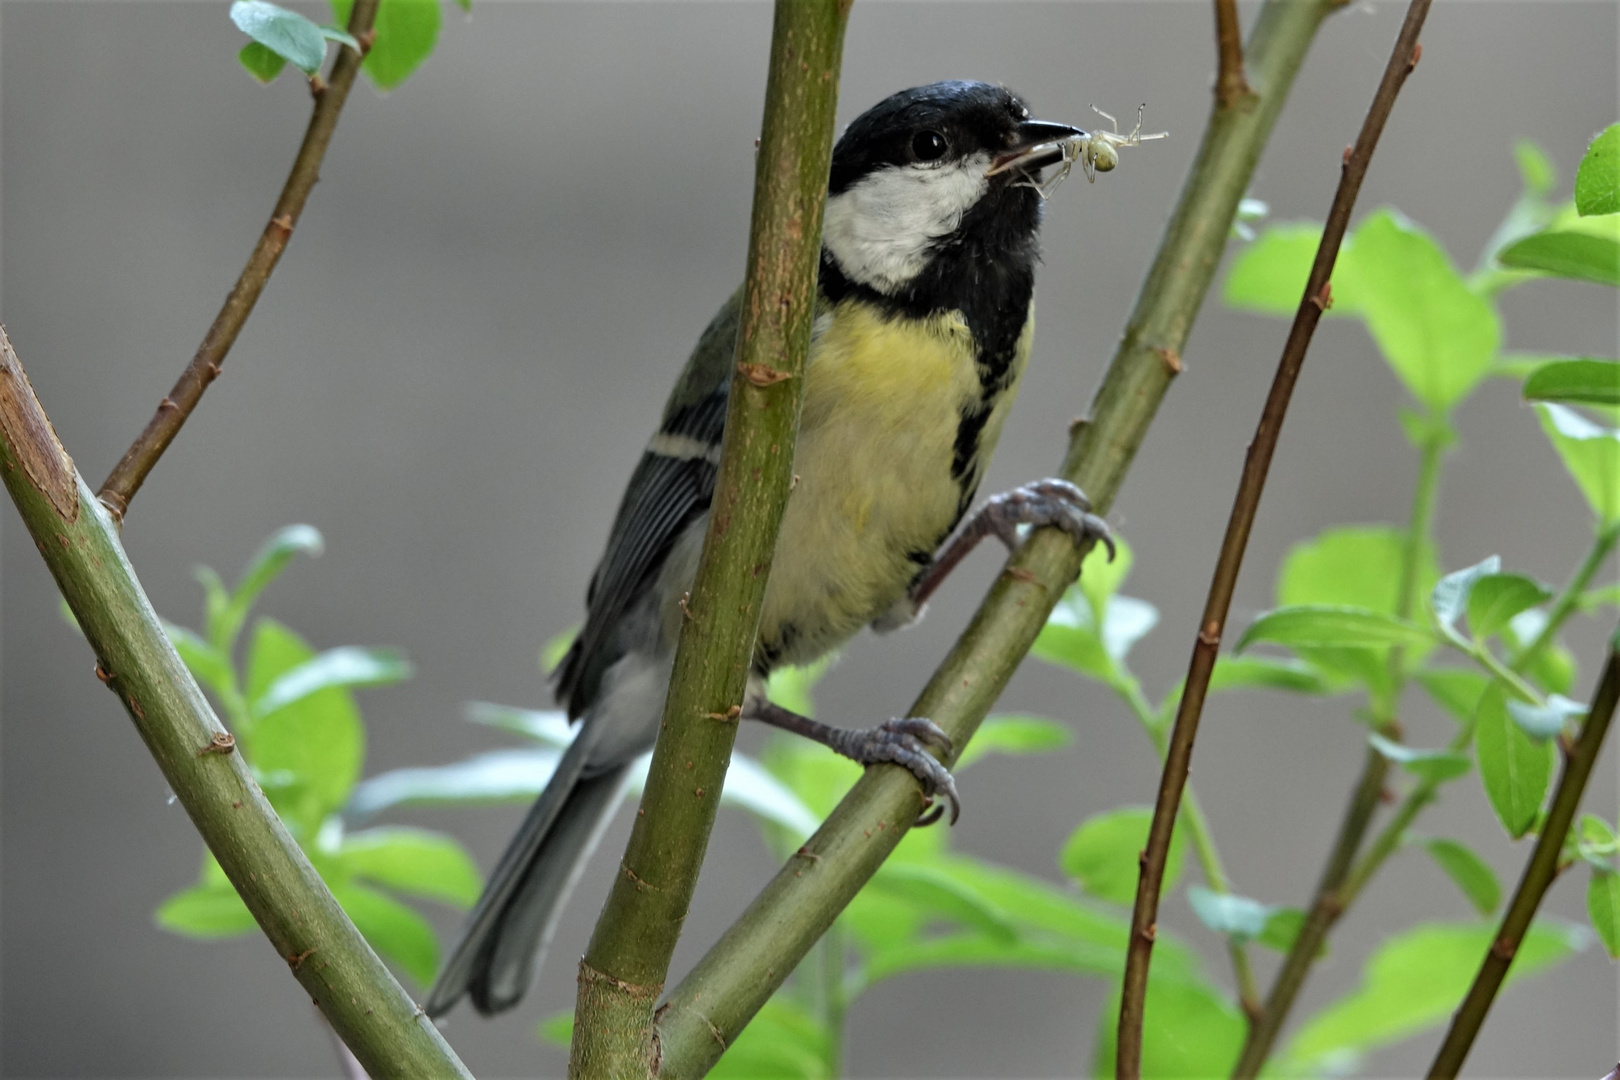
top-left (983, 479), bottom-right (1114, 561)
top-left (841, 717), bottom-right (961, 826)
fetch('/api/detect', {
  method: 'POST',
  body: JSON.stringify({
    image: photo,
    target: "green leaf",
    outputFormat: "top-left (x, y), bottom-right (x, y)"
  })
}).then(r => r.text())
top-left (1474, 684), bottom-right (1554, 837)
top-left (764, 655), bottom-right (835, 719)
top-left (1575, 124), bottom-right (1620, 217)
top-left (318, 24), bottom-right (361, 51)
top-left (331, 0), bottom-right (441, 91)
top-left (1516, 139), bottom-right (1558, 198)
top-left (540, 625), bottom-right (579, 676)
top-left (1060, 806), bottom-right (1186, 907)
top-left (1416, 667), bottom-right (1489, 724)
top-left (1580, 813), bottom-right (1619, 858)
top-left (214, 524), bottom-right (323, 652)
top-left (330, 882), bottom-right (438, 986)
top-left (1209, 655), bottom-right (1339, 695)
top-left (1079, 533), bottom-right (1135, 618)
top-left (1257, 907), bottom-right (1308, 954)
top-left (709, 999), bottom-right (830, 1080)
top-left (338, 826), bottom-right (481, 908)
top-left (537, 1010), bottom-right (572, 1047)
top-left (245, 619), bottom-right (365, 826)
top-left (1031, 590), bottom-right (1114, 683)
top-left (1368, 733), bottom-right (1472, 784)
top-left (1505, 694), bottom-right (1585, 740)
top-left (1505, 608), bottom-right (1579, 694)
top-left (1339, 210), bottom-right (1499, 412)
top-left (712, 753), bottom-right (822, 838)
top-left (1223, 223), bottom-right (1349, 317)
top-left (1238, 606), bottom-right (1432, 653)
top-left (345, 748), bottom-right (560, 821)
top-left (1537, 404), bottom-right (1620, 523)
top-left (1589, 869), bottom-right (1620, 958)
top-left (1279, 525), bottom-right (1423, 613)
top-left (238, 41), bottom-right (288, 82)
top-left (1281, 920), bottom-right (1586, 1070)
top-left (1499, 230), bottom-right (1620, 287)
top-left (1524, 358), bottom-right (1620, 407)
top-left (252, 645), bottom-right (411, 717)
top-left (868, 862), bottom-right (1017, 941)
top-left (155, 884), bottom-right (257, 939)
top-left (1431, 556), bottom-right (1502, 640)
top-left (1466, 573), bottom-right (1552, 641)
top-left (164, 621), bottom-right (235, 700)
top-left (230, 1), bottom-right (327, 74)
top-left (1092, 974), bottom-right (1245, 1078)
top-left (1422, 838), bottom-right (1501, 916)
top-left (955, 715), bottom-right (1072, 770)
top-left (1186, 886), bottom-right (1271, 941)
top-left (464, 701), bottom-right (573, 745)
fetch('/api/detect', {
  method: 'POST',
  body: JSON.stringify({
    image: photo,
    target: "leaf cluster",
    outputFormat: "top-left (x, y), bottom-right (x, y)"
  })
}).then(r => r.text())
top-left (231, 0), bottom-right (461, 89)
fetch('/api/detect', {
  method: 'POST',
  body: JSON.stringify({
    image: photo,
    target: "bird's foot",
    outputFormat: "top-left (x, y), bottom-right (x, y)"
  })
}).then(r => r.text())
top-left (978, 478), bottom-right (1116, 559)
top-left (829, 717), bottom-right (960, 826)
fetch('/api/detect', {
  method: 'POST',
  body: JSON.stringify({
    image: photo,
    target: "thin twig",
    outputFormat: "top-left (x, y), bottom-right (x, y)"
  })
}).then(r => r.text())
top-left (1117, 3), bottom-right (1433, 1075)
top-left (651, 4), bottom-right (1344, 1075)
top-left (1426, 634), bottom-right (1620, 1077)
top-left (1214, 0), bottom-right (1252, 107)
top-left (0, 328), bottom-right (471, 1079)
top-left (96, 0), bottom-right (380, 522)
top-left (567, 3), bottom-right (850, 1076)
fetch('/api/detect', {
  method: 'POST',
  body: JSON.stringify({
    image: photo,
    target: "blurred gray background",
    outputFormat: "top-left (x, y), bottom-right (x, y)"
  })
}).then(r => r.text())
top-left (3, 1), bottom-right (1617, 1077)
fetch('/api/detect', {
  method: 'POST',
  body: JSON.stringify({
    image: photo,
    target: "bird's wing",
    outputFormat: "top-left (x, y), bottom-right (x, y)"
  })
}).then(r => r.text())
top-left (554, 288), bottom-right (743, 718)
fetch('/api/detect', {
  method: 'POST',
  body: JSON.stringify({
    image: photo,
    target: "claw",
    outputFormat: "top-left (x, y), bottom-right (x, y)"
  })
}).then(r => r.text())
top-left (839, 717), bottom-right (961, 826)
top-left (981, 479), bottom-right (1115, 562)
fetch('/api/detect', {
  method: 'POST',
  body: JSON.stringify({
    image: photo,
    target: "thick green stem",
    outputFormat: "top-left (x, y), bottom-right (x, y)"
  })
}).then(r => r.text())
top-left (569, 3), bottom-right (849, 1076)
top-left (653, 3), bottom-right (1338, 1075)
top-left (0, 331), bottom-right (472, 1079)
top-left (1426, 633), bottom-right (1620, 1077)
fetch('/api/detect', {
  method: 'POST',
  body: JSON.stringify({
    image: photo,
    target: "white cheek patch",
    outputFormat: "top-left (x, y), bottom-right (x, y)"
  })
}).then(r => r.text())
top-left (822, 152), bottom-right (991, 294)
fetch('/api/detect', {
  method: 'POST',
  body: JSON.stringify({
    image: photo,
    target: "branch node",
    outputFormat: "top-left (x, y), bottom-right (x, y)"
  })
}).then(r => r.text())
top-left (703, 705), bottom-right (742, 723)
top-left (1152, 345), bottom-right (1184, 374)
top-left (1408, 41), bottom-right (1423, 71)
top-left (1198, 621), bottom-right (1221, 646)
top-left (1489, 935), bottom-right (1516, 962)
top-left (94, 663), bottom-right (114, 683)
top-left (197, 732), bottom-right (237, 757)
top-left (287, 947), bottom-right (317, 970)
top-left (738, 361), bottom-right (794, 387)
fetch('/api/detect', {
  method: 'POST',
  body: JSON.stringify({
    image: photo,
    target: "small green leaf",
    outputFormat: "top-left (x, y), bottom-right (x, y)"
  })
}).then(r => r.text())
top-left (1257, 907), bottom-right (1307, 954)
top-left (345, 748), bottom-right (561, 821)
top-left (1467, 573), bottom-right (1552, 642)
top-left (1281, 920), bottom-right (1586, 1070)
top-left (318, 24), bottom-right (361, 51)
top-left (1515, 139), bottom-right (1558, 198)
top-left (1505, 694), bottom-right (1585, 740)
top-left (763, 655), bottom-right (835, 719)
top-left (1537, 404), bottom-right (1620, 523)
top-left (1368, 733), bottom-right (1472, 784)
top-left (1091, 974), bottom-right (1245, 1078)
top-left (540, 625), bottom-right (579, 676)
top-left (1079, 533), bottom-right (1135, 619)
top-left (1580, 813), bottom-right (1619, 856)
top-left (1279, 526), bottom-right (1422, 612)
top-left (1416, 668), bottom-right (1489, 724)
top-left (1209, 655), bottom-right (1339, 695)
top-left (156, 884), bottom-right (257, 939)
top-left (1499, 230), bottom-right (1620, 287)
top-left (1422, 838), bottom-right (1501, 915)
top-left (214, 524), bottom-right (323, 653)
top-left (1431, 556), bottom-right (1502, 640)
top-left (1032, 590), bottom-right (1114, 683)
top-left (1101, 595), bottom-right (1159, 662)
top-left (1060, 806), bottom-right (1186, 907)
top-left (1186, 886), bottom-right (1272, 941)
top-left (331, 882), bottom-right (438, 986)
top-left (1223, 223), bottom-right (1349, 317)
top-left (955, 715), bottom-right (1072, 770)
top-left (1588, 869), bottom-right (1620, 958)
top-left (1505, 609), bottom-right (1579, 694)
top-left (238, 41), bottom-right (288, 82)
top-left (339, 826), bottom-right (481, 908)
top-left (1340, 210), bottom-right (1499, 412)
top-left (1575, 124), bottom-right (1620, 217)
top-left (230, 1), bottom-right (327, 74)
top-left (331, 0), bottom-right (441, 91)
top-left (252, 646), bottom-right (411, 717)
top-left (537, 1010), bottom-right (573, 1047)
top-left (1523, 358), bottom-right (1620, 407)
top-left (1238, 606), bottom-right (1432, 653)
top-left (164, 622), bottom-right (236, 699)
top-left (868, 862), bottom-right (1017, 941)
top-left (1474, 684), bottom-right (1554, 838)
top-left (246, 619), bottom-right (365, 826)
top-left (710, 999), bottom-right (830, 1080)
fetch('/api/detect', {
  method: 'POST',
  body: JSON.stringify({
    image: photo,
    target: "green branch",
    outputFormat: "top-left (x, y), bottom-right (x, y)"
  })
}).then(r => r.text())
top-left (0, 328), bottom-right (472, 1080)
top-left (568, 3), bottom-right (850, 1076)
top-left (653, 3), bottom-right (1341, 1075)
top-left (1426, 631), bottom-right (1620, 1077)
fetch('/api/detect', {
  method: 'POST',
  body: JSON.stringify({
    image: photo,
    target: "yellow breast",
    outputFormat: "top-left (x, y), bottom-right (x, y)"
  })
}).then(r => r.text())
top-left (757, 297), bottom-right (1033, 667)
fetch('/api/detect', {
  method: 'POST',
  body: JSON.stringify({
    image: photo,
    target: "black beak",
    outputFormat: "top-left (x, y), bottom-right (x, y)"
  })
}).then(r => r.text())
top-left (987, 119), bottom-right (1086, 177)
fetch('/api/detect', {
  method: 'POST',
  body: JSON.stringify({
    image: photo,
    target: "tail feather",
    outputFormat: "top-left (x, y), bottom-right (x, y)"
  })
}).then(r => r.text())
top-left (425, 725), bottom-right (629, 1018)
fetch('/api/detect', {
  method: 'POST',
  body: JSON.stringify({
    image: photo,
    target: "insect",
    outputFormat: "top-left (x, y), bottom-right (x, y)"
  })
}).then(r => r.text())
top-left (1017, 103), bottom-right (1169, 199)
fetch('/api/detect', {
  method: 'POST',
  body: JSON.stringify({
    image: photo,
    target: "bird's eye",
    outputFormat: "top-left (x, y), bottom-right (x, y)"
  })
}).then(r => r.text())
top-left (910, 130), bottom-right (949, 162)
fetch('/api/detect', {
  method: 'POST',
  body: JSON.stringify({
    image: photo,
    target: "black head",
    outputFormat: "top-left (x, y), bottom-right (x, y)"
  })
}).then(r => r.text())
top-left (821, 81), bottom-right (1081, 298)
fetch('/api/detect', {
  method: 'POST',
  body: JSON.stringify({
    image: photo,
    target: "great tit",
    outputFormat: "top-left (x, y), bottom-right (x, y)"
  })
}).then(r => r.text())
top-left (427, 79), bottom-right (1112, 1019)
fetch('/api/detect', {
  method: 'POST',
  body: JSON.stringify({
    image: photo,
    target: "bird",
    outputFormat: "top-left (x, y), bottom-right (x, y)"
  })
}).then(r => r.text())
top-left (426, 79), bottom-right (1112, 1019)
